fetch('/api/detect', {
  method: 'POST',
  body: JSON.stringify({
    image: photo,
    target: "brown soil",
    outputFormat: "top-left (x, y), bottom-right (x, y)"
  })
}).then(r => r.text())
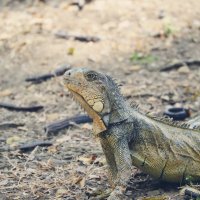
top-left (0, 0), bottom-right (200, 199)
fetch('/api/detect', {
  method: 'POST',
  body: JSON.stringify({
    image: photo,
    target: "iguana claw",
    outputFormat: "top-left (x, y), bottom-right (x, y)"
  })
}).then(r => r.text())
top-left (107, 186), bottom-right (129, 200)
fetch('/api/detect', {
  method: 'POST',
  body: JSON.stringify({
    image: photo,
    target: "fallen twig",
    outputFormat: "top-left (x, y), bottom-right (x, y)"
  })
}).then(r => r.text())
top-left (55, 31), bottom-right (100, 42)
top-left (25, 64), bottom-right (70, 84)
top-left (26, 74), bottom-right (53, 83)
top-left (160, 60), bottom-right (200, 71)
top-left (44, 114), bottom-right (92, 135)
top-left (0, 102), bottom-right (43, 112)
top-left (19, 141), bottom-right (53, 152)
top-left (0, 122), bottom-right (24, 129)
top-left (73, 35), bottom-right (100, 42)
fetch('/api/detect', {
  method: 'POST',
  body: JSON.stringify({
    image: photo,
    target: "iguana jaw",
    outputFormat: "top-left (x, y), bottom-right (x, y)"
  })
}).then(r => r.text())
top-left (65, 87), bottom-right (107, 136)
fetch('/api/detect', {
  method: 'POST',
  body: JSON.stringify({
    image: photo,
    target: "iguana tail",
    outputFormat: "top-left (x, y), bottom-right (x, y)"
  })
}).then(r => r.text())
top-left (186, 115), bottom-right (200, 129)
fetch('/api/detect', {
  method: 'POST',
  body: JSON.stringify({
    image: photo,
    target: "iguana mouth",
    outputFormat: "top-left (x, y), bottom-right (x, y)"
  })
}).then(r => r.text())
top-left (64, 77), bottom-right (88, 110)
top-left (66, 87), bottom-right (107, 135)
top-left (68, 88), bottom-right (96, 114)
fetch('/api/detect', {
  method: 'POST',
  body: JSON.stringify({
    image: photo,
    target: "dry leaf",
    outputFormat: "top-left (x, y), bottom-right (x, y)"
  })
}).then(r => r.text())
top-left (72, 176), bottom-right (83, 184)
top-left (56, 188), bottom-right (69, 198)
top-left (79, 177), bottom-right (86, 188)
top-left (72, 175), bottom-right (86, 188)
top-left (128, 65), bottom-right (142, 72)
top-left (78, 155), bottom-right (97, 165)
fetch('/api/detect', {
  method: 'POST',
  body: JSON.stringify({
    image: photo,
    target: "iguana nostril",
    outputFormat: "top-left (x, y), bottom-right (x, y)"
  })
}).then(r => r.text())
top-left (64, 71), bottom-right (71, 77)
top-left (63, 71), bottom-right (72, 82)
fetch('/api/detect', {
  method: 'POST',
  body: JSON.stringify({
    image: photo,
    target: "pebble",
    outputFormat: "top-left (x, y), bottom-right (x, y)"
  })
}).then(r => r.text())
top-left (128, 65), bottom-right (142, 72)
top-left (177, 65), bottom-right (190, 74)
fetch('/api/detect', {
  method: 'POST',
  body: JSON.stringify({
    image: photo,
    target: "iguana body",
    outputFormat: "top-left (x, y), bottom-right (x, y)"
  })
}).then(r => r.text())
top-left (63, 68), bottom-right (200, 199)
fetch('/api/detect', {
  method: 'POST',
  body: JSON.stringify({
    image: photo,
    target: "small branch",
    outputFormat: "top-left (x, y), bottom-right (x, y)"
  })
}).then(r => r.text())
top-left (0, 102), bottom-right (43, 112)
top-left (25, 74), bottom-right (53, 83)
top-left (73, 35), bottom-right (100, 42)
top-left (19, 141), bottom-right (53, 152)
top-left (44, 115), bottom-right (92, 135)
top-left (160, 60), bottom-right (200, 72)
top-left (0, 122), bottom-right (24, 129)
top-left (25, 64), bottom-right (70, 84)
top-left (55, 31), bottom-right (100, 42)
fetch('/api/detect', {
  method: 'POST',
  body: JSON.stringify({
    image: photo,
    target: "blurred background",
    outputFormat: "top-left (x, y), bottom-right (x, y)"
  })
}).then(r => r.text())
top-left (0, 0), bottom-right (200, 199)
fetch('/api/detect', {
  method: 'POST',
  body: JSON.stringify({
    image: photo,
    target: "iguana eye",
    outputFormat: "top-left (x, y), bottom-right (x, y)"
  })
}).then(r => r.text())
top-left (85, 72), bottom-right (97, 81)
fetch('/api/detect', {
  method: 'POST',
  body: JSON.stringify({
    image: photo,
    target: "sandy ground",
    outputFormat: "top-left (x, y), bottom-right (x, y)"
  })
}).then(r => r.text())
top-left (0, 0), bottom-right (200, 199)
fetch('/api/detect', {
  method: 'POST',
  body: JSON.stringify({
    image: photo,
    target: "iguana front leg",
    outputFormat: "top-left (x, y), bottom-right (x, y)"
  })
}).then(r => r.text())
top-left (100, 134), bottom-right (132, 199)
top-left (111, 136), bottom-right (132, 187)
top-left (100, 135), bottom-right (132, 186)
top-left (100, 137), bottom-right (118, 187)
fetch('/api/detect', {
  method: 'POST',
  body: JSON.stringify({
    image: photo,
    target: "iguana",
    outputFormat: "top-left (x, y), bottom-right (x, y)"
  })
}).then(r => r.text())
top-left (63, 68), bottom-right (200, 199)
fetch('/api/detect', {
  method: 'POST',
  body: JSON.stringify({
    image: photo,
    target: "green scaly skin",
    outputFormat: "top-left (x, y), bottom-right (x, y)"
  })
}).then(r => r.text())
top-left (63, 68), bottom-right (200, 199)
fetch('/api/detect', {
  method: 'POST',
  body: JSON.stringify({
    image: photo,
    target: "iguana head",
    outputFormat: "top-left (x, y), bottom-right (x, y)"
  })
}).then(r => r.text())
top-left (63, 68), bottom-right (129, 136)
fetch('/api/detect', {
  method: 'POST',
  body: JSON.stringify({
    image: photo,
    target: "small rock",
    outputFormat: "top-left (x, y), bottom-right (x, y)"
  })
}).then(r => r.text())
top-left (158, 10), bottom-right (165, 19)
top-left (177, 65), bottom-right (190, 74)
top-left (161, 95), bottom-right (170, 102)
top-left (6, 136), bottom-right (21, 147)
top-left (192, 20), bottom-right (200, 29)
top-left (128, 65), bottom-right (142, 72)
top-left (0, 89), bottom-right (13, 97)
top-left (88, 174), bottom-right (101, 180)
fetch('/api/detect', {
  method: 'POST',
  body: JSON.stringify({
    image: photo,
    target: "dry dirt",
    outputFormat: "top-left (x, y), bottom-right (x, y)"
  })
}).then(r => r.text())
top-left (0, 0), bottom-right (200, 199)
